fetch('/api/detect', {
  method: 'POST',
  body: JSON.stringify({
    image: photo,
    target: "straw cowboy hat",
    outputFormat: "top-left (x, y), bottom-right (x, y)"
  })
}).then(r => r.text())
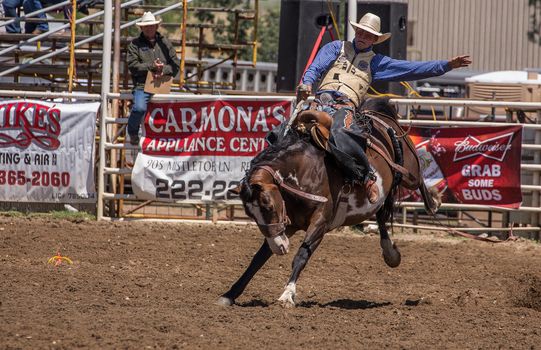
top-left (136, 12), bottom-right (162, 27)
top-left (349, 13), bottom-right (391, 44)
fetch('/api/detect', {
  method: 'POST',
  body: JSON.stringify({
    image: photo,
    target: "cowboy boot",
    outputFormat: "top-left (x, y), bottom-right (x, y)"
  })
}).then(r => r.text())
top-left (365, 178), bottom-right (379, 203)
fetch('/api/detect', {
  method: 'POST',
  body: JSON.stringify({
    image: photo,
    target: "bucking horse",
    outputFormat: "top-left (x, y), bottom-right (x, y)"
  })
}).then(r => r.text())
top-left (217, 97), bottom-right (440, 307)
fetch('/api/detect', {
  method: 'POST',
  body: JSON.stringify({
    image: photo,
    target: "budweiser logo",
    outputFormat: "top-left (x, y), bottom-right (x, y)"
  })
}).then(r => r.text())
top-left (453, 132), bottom-right (514, 162)
top-left (0, 102), bottom-right (61, 150)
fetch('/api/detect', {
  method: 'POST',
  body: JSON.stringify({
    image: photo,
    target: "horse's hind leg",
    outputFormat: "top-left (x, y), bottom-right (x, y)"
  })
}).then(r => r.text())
top-left (376, 196), bottom-right (401, 268)
top-left (217, 240), bottom-right (273, 306)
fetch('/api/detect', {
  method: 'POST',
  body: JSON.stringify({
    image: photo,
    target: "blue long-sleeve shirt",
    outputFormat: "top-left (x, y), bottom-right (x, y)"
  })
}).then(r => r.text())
top-left (302, 40), bottom-right (452, 86)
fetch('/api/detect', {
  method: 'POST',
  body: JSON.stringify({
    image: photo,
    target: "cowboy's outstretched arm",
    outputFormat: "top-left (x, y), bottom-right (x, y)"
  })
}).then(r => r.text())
top-left (371, 53), bottom-right (471, 82)
top-left (371, 54), bottom-right (451, 82)
top-left (448, 55), bottom-right (472, 69)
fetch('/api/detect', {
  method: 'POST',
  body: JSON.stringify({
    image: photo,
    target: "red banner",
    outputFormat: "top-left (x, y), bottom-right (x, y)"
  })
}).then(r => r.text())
top-left (141, 99), bottom-right (292, 156)
top-left (131, 97), bottom-right (294, 202)
top-left (402, 125), bottom-right (523, 209)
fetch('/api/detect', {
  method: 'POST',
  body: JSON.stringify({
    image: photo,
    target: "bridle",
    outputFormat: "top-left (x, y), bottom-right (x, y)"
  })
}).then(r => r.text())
top-left (256, 196), bottom-right (290, 239)
top-left (249, 165), bottom-right (328, 238)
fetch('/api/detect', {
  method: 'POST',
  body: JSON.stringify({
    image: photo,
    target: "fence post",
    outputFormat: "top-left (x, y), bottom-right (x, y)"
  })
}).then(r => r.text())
top-left (532, 111), bottom-right (541, 240)
top-left (97, 0), bottom-right (113, 220)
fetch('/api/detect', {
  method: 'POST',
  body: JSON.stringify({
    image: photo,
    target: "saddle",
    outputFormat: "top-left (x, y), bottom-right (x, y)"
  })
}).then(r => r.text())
top-left (293, 107), bottom-right (413, 184)
top-left (295, 109), bottom-right (332, 150)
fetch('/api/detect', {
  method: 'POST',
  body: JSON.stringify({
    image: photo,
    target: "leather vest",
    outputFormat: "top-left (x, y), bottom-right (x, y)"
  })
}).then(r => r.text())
top-left (319, 41), bottom-right (375, 107)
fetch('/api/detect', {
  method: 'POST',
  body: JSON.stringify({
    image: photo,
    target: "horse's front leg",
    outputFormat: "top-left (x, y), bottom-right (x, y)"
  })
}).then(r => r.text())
top-left (278, 219), bottom-right (327, 307)
top-left (217, 239), bottom-right (273, 306)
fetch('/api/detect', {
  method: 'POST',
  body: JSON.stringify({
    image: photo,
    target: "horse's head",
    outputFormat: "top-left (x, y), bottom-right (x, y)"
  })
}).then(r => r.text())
top-left (232, 126), bottom-right (329, 255)
top-left (234, 167), bottom-right (291, 255)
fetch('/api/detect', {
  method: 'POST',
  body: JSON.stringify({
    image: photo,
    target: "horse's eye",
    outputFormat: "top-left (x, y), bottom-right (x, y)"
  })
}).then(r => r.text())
top-left (259, 192), bottom-right (273, 209)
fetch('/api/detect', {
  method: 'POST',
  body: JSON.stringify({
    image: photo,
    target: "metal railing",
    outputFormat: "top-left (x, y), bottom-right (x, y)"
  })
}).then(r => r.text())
top-left (0, 88), bottom-right (539, 236)
top-left (95, 93), bottom-right (540, 235)
top-left (389, 98), bottom-right (541, 236)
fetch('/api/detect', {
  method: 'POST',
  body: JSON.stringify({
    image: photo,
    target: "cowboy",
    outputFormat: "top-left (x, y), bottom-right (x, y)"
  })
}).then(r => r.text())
top-left (297, 12), bottom-right (471, 203)
top-left (126, 12), bottom-right (180, 146)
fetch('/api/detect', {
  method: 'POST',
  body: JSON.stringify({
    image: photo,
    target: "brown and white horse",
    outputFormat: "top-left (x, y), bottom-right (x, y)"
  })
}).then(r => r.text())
top-left (217, 97), bottom-right (439, 307)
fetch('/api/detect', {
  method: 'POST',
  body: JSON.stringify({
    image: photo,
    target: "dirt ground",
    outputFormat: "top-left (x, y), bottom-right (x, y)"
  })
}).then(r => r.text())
top-left (1, 216), bottom-right (541, 350)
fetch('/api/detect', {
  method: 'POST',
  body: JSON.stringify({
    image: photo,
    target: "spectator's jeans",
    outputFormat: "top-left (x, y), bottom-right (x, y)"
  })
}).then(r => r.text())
top-left (23, 0), bottom-right (49, 33)
top-left (127, 88), bottom-right (153, 137)
top-left (43, 0), bottom-right (72, 24)
top-left (3, 0), bottom-right (24, 33)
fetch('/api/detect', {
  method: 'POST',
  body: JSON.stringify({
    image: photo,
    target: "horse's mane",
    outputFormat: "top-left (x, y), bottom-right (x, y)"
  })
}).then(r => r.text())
top-left (361, 97), bottom-right (398, 120)
top-left (247, 126), bottom-right (311, 178)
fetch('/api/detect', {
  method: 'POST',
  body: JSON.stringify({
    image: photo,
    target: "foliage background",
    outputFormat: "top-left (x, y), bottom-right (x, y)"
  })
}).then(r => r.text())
top-left (143, 0), bottom-right (280, 62)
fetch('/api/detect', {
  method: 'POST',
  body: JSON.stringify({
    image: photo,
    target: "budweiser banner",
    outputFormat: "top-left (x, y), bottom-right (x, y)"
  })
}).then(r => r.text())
top-left (402, 125), bottom-right (523, 209)
top-left (0, 100), bottom-right (99, 203)
top-left (131, 97), bottom-right (294, 202)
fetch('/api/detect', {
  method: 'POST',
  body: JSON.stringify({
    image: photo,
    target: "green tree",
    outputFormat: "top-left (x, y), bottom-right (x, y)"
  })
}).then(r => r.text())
top-left (257, 7), bottom-right (279, 62)
top-left (140, 0), bottom-right (280, 62)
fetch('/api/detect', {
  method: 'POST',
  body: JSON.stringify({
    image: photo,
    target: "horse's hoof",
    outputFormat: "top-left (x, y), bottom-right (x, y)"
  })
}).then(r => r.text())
top-left (216, 296), bottom-right (234, 307)
top-left (278, 294), bottom-right (296, 308)
top-left (381, 239), bottom-right (401, 268)
top-left (278, 283), bottom-right (296, 307)
top-left (282, 301), bottom-right (295, 308)
top-left (383, 252), bottom-right (401, 268)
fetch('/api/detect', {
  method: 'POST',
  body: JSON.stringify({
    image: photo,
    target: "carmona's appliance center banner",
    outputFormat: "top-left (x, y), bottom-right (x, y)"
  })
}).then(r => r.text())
top-left (131, 98), bottom-right (294, 201)
top-left (405, 125), bottom-right (523, 209)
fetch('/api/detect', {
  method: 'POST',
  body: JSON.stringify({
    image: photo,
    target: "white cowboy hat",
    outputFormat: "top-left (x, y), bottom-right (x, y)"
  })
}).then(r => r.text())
top-left (349, 12), bottom-right (391, 45)
top-left (136, 12), bottom-right (162, 27)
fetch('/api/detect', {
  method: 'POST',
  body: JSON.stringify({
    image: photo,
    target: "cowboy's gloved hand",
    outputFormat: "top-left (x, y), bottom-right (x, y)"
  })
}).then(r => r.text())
top-left (448, 55), bottom-right (472, 69)
top-left (296, 84), bottom-right (312, 102)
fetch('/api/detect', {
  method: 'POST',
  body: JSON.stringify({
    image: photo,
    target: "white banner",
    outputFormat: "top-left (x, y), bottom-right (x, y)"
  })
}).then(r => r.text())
top-left (0, 100), bottom-right (99, 203)
top-left (131, 97), bottom-right (295, 202)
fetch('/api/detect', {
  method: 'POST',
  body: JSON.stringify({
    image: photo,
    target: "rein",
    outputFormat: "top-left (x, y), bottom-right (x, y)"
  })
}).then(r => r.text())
top-left (256, 165), bottom-right (328, 203)
top-left (431, 216), bottom-right (518, 243)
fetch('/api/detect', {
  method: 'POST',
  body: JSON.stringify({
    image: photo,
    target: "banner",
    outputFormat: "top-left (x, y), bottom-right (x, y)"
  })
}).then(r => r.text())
top-left (0, 100), bottom-right (99, 203)
top-left (402, 125), bottom-right (523, 209)
top-left (132, 98), bottom-right (294, 201)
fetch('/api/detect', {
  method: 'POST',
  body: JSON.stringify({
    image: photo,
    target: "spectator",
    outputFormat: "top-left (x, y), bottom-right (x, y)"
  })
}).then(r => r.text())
top-left (77, 0), bottom-right (102, 15)
top-left (3, 0), bottom-right (23, 33)
top-left (126, 12), bottom-right (179, 146)
top-left (2, 0), bottom-right (70, 34)
top-left (24, 0), bottom-right (72, 34)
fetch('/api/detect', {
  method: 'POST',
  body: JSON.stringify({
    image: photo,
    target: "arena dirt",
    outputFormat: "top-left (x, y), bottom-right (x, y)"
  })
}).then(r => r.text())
top-left (1, 216), bottom-right (541, 349)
